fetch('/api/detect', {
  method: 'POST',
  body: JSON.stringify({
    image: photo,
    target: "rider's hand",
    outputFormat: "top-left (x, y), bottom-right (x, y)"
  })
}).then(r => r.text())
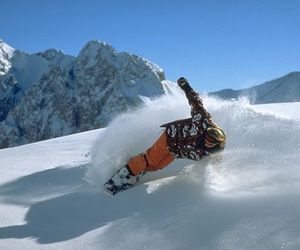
top-left (177, 77), bottom-right (192, 91)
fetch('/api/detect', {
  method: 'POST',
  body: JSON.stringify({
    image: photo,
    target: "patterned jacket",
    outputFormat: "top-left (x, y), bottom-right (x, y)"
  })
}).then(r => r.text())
top-left (161, 87), bottom-right (224, 161)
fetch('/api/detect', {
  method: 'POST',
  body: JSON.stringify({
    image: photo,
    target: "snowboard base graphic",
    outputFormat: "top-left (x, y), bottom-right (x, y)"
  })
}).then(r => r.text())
top-left (104, 165), bottom-right (144, 196)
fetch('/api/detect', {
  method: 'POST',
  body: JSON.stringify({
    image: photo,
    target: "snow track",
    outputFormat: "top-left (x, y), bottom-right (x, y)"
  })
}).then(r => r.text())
top-left (1, 90), bottom-right (300, 249)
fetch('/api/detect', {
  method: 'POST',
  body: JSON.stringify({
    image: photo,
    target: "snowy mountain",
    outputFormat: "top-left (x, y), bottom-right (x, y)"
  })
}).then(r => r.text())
top-left (210, 72), bottom-right (300, 104)
top-left (0, 39), bottom-right (15, 75)
top-left (0, 90), bottom-right (300, 250)
top-left (0, 39), bottom-right (166, 149)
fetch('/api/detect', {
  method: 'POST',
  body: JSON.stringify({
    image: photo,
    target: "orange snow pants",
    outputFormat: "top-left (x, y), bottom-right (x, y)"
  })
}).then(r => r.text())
top-left (127, 131), bottom-right (175, 176)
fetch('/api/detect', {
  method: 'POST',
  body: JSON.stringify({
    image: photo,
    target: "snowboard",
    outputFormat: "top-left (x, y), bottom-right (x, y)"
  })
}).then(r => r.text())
top-left (104, 165), bottom-right (145, 196)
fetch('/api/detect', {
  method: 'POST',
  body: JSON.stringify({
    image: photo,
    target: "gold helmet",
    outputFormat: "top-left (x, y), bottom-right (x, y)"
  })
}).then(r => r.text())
top-left (204, 127), bottom-right (226, 148)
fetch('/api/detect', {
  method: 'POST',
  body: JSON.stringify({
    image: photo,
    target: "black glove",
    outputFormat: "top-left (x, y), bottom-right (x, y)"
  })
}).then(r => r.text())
top-left (177, 77), bottom-right (192, 92)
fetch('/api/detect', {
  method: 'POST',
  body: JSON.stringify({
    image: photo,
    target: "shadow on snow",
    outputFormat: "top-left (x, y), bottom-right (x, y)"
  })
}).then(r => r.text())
top-left (0, 163), bottom-right (299, 249)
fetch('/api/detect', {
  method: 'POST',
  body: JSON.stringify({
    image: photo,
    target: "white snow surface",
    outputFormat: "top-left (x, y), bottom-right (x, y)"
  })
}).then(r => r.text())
top-left (1, 88), bottom-right (300, 249)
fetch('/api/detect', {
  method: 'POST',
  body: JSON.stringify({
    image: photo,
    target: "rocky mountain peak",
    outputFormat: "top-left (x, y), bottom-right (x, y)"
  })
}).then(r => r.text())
top-left (0, 40), bottom-right (166, 149)
top-left (36, 48), bottom-right (66, 61)
top-left (79, 40), bottom-right (116, 60)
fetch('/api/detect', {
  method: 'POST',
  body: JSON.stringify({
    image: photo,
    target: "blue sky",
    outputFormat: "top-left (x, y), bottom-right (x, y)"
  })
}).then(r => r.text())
top-left (2, 0), bottom-right (300, 92)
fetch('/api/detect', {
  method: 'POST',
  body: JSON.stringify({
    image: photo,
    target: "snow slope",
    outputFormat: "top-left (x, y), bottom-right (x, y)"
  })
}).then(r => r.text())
top-left (1, 87), bottom-right (300, 250)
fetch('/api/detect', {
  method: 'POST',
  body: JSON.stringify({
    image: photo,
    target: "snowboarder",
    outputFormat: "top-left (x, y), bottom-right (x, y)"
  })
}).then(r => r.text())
top-left (104, 77), bottom-right (226, 195)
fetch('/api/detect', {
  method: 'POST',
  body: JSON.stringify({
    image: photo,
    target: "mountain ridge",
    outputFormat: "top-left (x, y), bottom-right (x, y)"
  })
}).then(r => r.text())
top-left (0, 39), bottom-right (166, 149)
top-left (210, 71), bottom-right (300, 104)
